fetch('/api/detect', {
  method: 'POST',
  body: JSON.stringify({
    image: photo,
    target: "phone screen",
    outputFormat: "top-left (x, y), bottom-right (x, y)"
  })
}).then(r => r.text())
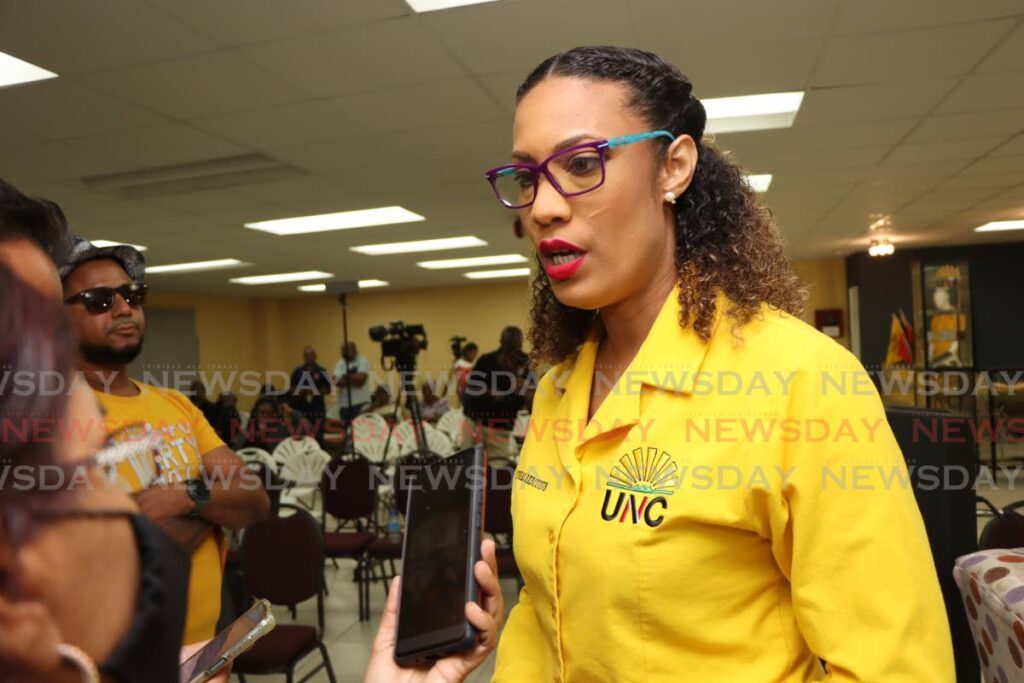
top-left (178, 601), bottom-right (269, 683)
top-left (396, 454), bottom-right (480, 643)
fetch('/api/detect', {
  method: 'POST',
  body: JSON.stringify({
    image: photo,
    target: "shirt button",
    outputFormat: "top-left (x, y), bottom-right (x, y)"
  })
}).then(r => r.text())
top-left (548, 530), bottom-right (555, 543)
top-left (551, 605), bottom-right (557, 618)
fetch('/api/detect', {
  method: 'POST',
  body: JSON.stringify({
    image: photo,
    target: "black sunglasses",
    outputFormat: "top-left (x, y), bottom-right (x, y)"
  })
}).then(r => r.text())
top-left (64, 283), bottom-right (148, 314)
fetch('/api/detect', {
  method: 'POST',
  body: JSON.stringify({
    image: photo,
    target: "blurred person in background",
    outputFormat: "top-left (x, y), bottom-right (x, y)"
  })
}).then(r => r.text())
top-left (187, 379), bottom-right (218, 426)
top-left (418, 380), bottom-right (450, 424)
top-left (333, 341), bottom-right (371, 424)
top-left (452, 341), bottom-right (478, 398)
top-left (461, 327), bottom-right (533, 459)
top-left (288, 346), bottom-right (331, 445)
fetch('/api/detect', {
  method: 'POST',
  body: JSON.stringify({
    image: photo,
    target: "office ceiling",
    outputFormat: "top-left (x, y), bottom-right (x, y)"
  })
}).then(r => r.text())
top-left (2, 0), bottom-right (1022, 295)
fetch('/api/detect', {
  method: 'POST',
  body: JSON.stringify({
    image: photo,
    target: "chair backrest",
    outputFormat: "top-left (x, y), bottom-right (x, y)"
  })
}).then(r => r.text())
top-left (436, 409), bottom-right (465, 443)
top-left (390, 420), bottom-right (418, 452)
top-left (486, 463), bottom-right (516, 536)
top-left (980, 501), bottom-right (1024, 550)
top-left (272, 436), bottom-right (321, 466)
top-left (237, 447), bottom-right (276, 472)
top-left (399, 423), bottom-right (455, 457)
top-left (392, 453), bottom-right (442, 516)
top-left (241, 505), bottom-right (324, 613)
top-left (279, 448), bottom-right (330, 487)
top-left (353, 438), bottom-right (398, 464)
top-left (351, 413), bottom-right (389, 443)
top-left (321, 456), bottom-right (379, 522)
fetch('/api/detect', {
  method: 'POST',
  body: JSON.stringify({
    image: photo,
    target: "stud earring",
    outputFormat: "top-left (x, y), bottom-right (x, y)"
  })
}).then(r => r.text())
top-left (664, 191), bottom-right (676, 205)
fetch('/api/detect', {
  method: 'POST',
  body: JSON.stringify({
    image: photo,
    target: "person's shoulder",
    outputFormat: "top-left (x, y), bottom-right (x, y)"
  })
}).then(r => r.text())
top-left (137, 383), bottom-right (197, 412)
top-left (728, 303), bottom-right (861, 372)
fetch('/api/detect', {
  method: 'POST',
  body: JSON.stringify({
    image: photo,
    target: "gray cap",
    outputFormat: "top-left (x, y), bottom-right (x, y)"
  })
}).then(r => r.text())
top-left (58, 236), bottom-right (146, 281)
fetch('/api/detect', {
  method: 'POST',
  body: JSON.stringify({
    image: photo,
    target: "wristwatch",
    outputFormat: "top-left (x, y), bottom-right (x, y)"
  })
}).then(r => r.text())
top-left (185, 477), bottom-right (211, 514)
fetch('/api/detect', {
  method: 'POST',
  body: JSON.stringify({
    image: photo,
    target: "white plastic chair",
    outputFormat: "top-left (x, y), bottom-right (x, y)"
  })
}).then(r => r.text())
top-left (353, 438), bottom-right (399, 464)
top-left (436, 408), bottom-right (466, 444)
top-left (278, 447), bottom-right (330, 509)
top-left (398, 423), bottom-right (455, 457)
top-left (351, 413), bottom-right (390, 445)
top-left (271, 436), bottom-right (321, 467)
top-left (236, 447), bottom-right (276, 472)
top-left (390, 420), bottom-right (418, 452)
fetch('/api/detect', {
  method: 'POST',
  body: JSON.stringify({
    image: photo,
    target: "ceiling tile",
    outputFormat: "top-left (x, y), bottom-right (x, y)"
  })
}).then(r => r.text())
top-left (325, 79), bottom-right (505, 135)
top-left (882, 135), bottom-right (1008, 165)
top-left (938, 72), bottom-right (1024, 113)
top-left (833, 0), bottom-right (1024, 35)
top-left (0, 80), bottom-right (168, 146)
top-left (1, 142), bottom-right (136, 184)
top-left (191, 101), bottom-right (362, 151)
top-left (906, 109), bottom-right (1024, 143)
top-left (68, 124), bottom-right (250, 167)
top-left (784, 118), bottom-right (919, 151)
top-left (990, 134), bottom-right (1024, 157)
top-left (424, 0), bottom-right (634, 76)
top-left (796, 80), bottom-right (956, 125)
top-left (978, 19), bottom-right (1024, 73)
top-left (811, 21), bottom-right (1012, 86)
top-left (0, 0), bottom-right (216, 75)
top-left (81, 51), bottom-right (308, 119)
top-left (240, 19), bottom-right (465, 97)
top-left (148, 0), bottom-right (409, 46)
top-left (633, 0), bottom-right (838, 42)
top-left (771, 146), bottom-right (891, 172)
top-left (961, 154), bottom-right (1024, 175)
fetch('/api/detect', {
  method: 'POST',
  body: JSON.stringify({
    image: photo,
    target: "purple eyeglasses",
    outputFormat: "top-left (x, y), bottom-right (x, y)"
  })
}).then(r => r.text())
top-left (484, 130), bottom-right (675, 209)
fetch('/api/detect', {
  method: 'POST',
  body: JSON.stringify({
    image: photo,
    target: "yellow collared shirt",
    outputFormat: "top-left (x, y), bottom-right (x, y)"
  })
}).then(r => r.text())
top-left (492, 289), bottom-right (954, 682)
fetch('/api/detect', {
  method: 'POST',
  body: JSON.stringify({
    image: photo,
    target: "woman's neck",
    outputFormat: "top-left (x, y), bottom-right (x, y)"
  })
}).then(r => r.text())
top-left (598, 269), bottom-right (676, 365)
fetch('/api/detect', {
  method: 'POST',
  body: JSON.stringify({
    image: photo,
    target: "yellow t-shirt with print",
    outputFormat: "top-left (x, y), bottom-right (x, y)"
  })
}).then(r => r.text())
top-left (96, 380), bottom-right (226, 645)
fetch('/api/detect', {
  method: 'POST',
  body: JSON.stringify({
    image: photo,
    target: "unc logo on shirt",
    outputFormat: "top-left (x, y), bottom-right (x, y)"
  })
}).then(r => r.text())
top-left (600, 447), bottom-right (679, 528)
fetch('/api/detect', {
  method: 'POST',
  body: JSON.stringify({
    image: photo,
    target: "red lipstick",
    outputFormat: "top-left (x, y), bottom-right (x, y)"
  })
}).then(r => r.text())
top-left (539, 238), bottom-right (587, 281)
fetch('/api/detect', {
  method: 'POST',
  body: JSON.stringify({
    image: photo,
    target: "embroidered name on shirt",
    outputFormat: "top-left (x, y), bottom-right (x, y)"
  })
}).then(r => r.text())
top-left (600, 447), bottom-right (678, 528)
top-left (515, 469), bottom-right (549, 492)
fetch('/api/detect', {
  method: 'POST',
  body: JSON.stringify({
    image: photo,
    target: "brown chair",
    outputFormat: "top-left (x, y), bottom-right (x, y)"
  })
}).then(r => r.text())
top-left (234, 504), bottom-right (337, 683)
top-left (321, 456), bottom-right (378, 621)
top-left (487, 462), bottom-right (522, 587)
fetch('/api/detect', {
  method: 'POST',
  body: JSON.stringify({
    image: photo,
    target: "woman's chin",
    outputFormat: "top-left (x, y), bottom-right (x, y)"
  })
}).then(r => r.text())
top-left (549, 278), bottom-right (606, 311)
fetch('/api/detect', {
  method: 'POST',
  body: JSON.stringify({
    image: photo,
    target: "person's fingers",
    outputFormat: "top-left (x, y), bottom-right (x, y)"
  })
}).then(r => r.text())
top-left (465, 601), bottom-right (497, 645)
top-left (369, 576), bottom-right (401, 654)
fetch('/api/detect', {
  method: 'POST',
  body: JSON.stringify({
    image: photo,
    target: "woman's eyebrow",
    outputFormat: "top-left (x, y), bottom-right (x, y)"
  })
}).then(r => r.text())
top-left (511, 132), bottom-right (600, 162)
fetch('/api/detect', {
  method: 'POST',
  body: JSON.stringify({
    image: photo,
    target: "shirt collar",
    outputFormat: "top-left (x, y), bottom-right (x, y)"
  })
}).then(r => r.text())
top-left (552, 284), bottom-right (725, 396)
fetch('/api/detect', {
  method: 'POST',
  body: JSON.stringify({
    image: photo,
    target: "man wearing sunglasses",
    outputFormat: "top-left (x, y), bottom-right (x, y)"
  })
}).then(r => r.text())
top-left (59, 237), bottom-right (271, 647)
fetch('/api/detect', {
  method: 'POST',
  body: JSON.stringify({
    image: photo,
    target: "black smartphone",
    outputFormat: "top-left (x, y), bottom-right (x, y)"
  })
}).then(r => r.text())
top-left (394, 445), bottom-right (487, 666)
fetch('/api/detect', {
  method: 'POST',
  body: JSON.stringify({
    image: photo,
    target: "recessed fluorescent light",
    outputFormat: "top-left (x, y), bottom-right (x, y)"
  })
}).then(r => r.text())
top-left (244, 206), bottom-right (424, 236)
top-left (147, 258), bottom-right (247, 274)
top-left (404, 0), bottom-right (500, 12)
top-left (418, 254), bottom-right (528, 270)
top-left (703, 91), bottom-right (804, 134)
top-left (745, 174), bottom-right (773, 193)
top-left (298, 279), bottom-right (389, 293)
top-left (91, 239), bottom-right (148, 252)
top-left (0, 51), bottom-right (57, 89)
top-left (351, 236), bottom-right (487, 256)
top-left (231, 271), bottom-right (333, 285)
top-left (464, 268), bottom-right (531, 280)
top-left (975, 220), bottom-right (1024, 233)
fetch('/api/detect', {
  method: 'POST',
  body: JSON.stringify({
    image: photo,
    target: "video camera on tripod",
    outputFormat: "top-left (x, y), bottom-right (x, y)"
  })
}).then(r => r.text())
top-left (368, 321), bottom-right (428, 372)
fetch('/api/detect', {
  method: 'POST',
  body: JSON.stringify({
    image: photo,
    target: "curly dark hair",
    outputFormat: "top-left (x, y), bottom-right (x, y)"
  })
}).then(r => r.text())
top-left (517, 46), bottom-right (807, 365)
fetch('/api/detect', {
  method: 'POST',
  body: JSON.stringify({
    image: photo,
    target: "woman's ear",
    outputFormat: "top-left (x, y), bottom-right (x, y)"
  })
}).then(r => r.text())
top-left (661, 134), bottom-right (698, 199)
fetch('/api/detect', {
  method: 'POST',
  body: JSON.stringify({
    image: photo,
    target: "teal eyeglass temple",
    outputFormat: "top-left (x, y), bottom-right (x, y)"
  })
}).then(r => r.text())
top-left (604, 129), bottom-right (675, 148)
top-left (484, 129), bottom-right (677, 208)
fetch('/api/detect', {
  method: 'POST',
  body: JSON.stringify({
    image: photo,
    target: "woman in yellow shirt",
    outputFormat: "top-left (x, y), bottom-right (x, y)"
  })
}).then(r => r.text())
top-left (484, 46), bottom-right (954, 682)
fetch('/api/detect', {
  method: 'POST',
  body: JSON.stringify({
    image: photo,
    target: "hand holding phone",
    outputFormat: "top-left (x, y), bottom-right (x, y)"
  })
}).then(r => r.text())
top-left (178, 600), bottom-right (275, 683)
top-left (363, 538), bottom-right (503, 683)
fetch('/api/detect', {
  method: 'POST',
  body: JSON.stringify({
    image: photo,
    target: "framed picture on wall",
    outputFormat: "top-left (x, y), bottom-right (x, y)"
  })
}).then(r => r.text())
top-left (922, 262), bottom-right (972, 370)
